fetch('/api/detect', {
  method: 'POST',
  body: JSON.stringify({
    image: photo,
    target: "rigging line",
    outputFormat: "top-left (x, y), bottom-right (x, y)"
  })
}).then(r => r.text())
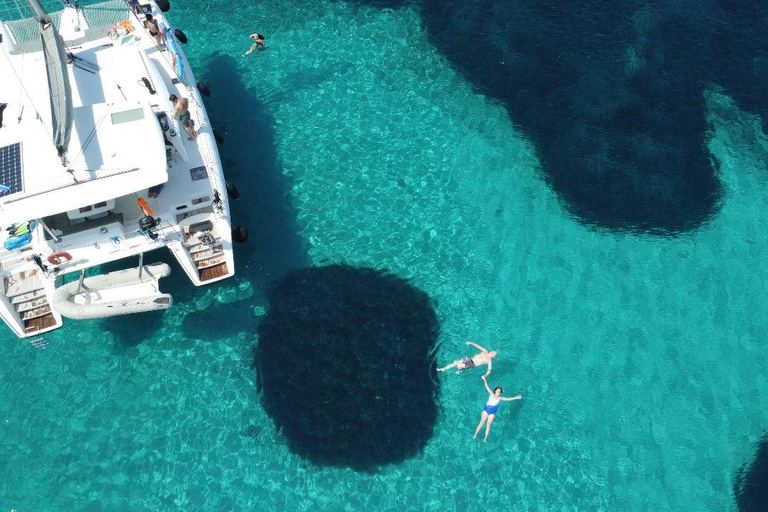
top-left (0, 40), bottom-right (55, 147)
top-left (67, 42), bottom-right (128, 103)
top-left (125, 3), bottom-right (198, 101)
top-left (67, 102), bottom-right (112, 169)
top-left (125, 3), bottom-right (167, 57)
top-left (10, 0), bottom-right (26, 111)
top-left (122, 0), bottom-right (205, 115)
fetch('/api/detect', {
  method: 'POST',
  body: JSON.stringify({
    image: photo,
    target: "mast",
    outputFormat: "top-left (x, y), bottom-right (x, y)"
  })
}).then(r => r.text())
top-left (28, 0), bottom-right (73, 165)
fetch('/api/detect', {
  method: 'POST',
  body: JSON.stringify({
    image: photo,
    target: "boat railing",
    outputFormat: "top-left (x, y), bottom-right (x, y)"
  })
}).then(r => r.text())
top-left (161, 22), bottom-right (183, 81)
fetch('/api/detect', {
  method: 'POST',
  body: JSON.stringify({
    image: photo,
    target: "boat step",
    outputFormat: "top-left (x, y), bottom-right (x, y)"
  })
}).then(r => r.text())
top-left (22, 305), bottom-right (52, 321)
top-left (24, 313), bottom-right (57, 332)
top-left (16, 297), bottom-right (49, 313)
top-left (0, 257), bottom-right (29, 272)
top-left (199, 262), bottom-right (229, 282)
top-left (5, 270), bottom-right (42, 298)
top-left (10, 289), bottom-right (44, 304)
top-left (5, 281), bottom-right (44, 299)
top-left (28, 336), bottom-right (49, 349)
top-left (189, 242), bottom-right (222, 255)
top-left (184, 230), bottom-right (220, 244)
top-left (192, 249), bottom-right (224, 262)
top-left (196, 256), bottom-right (226, 270)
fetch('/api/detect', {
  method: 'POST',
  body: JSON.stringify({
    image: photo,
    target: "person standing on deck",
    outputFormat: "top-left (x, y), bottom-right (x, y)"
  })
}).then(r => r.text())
top-left (473, 375), bottom-right (522, 442)
top-left (144, 14), bottom-right (165, 48)
top-left (437, 341), bottom-right (497, 376)
top-left (169, 94), bottom-right (196, 141)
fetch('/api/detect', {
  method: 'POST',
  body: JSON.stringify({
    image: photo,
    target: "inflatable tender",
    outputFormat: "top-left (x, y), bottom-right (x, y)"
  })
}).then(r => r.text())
top-left (52, 263), bottom-right (173, 320)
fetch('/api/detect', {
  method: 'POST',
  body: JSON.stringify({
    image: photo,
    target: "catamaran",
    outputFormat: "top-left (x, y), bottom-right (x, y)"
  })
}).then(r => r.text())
top-left (0, 0), bottom-right (238, 338)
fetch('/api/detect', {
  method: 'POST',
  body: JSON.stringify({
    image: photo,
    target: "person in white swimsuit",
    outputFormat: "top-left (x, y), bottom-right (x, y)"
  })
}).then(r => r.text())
top-left (473, 375), bottom-right (522, 442)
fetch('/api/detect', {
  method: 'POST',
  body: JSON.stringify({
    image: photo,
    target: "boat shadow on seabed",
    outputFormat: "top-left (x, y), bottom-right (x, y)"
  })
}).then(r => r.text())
top-left (106, 53), bottom-right (309, 347)
top-left (345, 0), bottom-right (768, 236)
top-left (734, 432), bottom-right (768, 512)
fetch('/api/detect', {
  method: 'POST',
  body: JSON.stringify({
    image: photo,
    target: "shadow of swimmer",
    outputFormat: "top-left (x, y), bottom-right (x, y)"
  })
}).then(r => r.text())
top-left (735, 432), bottom-right (768, 512)
top-left (255, 265), bottom-right (441, 472)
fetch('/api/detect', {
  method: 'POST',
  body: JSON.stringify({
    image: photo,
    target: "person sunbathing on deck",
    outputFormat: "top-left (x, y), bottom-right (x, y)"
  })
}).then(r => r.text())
top-left (437, 341), bottom-right (497, 376)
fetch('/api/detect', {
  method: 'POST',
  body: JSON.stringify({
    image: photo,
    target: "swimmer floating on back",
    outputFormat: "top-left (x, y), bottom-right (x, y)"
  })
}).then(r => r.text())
top-left (437, 341), bottom-right (497, 376)
top-left (473, 375), bottom-right (522, 442)
top-left (242, 33), bottom-right (266, 56)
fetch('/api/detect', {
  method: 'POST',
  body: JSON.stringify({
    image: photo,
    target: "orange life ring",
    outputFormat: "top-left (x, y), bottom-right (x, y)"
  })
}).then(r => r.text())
top-left (48, 251), bottom-right (72, 266)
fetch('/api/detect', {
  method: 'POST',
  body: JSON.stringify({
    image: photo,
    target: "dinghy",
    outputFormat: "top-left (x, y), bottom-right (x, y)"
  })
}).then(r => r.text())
top-left (52, 263), bottom-right (172, 320)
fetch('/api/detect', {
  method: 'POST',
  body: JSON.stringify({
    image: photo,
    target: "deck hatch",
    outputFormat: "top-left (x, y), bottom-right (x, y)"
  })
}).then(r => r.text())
top-left (0, 142), bottom-right (23, 195)
top-left (190, 166), bottom-right (207, 181)
top-left (110, 108), bottom-right (145, 125)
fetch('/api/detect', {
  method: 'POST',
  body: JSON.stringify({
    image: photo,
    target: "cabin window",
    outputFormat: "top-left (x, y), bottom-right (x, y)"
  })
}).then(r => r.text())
top-left (68, 199), bottom-right (116, 220)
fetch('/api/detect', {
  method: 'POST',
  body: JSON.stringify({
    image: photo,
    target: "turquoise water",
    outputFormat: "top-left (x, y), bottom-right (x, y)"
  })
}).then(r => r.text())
top-left (2, 0), bottom-right (768, 510)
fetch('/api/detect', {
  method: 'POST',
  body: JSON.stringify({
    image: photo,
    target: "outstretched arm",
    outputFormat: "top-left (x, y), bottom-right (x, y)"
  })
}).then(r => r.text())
top-left (481, 375), bottom-right (493, 394)
top-left (170, 102), bottom-right (181, 120)
top-left (465, 341), bottom-right (487, 352)
top-left (483, 359), bottom-right (492, 378)
top-left (501, 395), bottom-right (522, 401)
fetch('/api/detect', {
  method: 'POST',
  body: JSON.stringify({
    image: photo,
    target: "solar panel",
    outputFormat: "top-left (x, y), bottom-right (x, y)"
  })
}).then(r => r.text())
top-left (0, 142), bottom-right (23, 196)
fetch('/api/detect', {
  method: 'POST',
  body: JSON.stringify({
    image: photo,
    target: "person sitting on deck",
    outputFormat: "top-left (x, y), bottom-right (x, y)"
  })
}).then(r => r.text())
top-left (128, 0), bottom-right (145, 16)
top-left (437, 341), bottom-right (497, 376)
top-left (169, 94), bottom-right (196, 141)
top-left (242, 33), bottom-right (266, 56)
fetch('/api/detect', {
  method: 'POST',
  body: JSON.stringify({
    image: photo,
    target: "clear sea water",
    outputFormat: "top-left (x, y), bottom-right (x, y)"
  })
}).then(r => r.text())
top-left (2, 0), bottom-right (768, 510)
